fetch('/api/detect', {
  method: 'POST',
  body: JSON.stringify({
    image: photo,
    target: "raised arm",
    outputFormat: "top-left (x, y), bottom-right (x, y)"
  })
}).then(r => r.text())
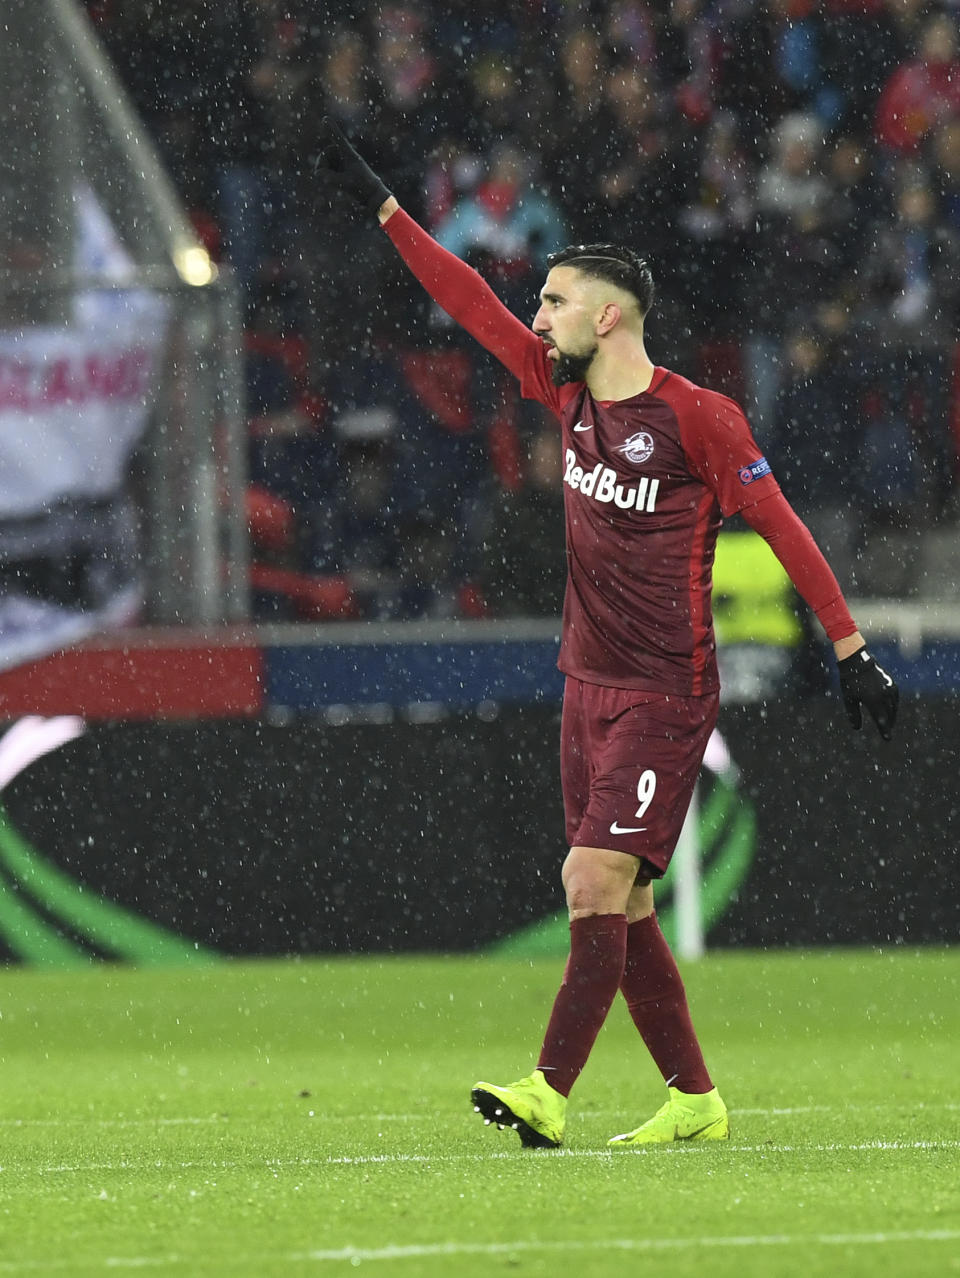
top-left (377, 200), bottom-right (543, 382)
top-left (315, 120), bottom-right (545, 387)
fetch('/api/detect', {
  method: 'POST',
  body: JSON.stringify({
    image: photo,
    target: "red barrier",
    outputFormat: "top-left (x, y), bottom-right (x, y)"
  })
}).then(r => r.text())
top-left (0, 640), bottom-right (263, 719)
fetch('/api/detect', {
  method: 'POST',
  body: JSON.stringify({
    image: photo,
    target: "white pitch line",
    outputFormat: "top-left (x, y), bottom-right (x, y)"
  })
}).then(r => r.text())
top-left (1, 1229), bottom-right (959, 1272)
top-left (291, 1103), bottom-right (960, 1122)
top-left (4, 1138), bottom-right (959, 1179)
top-left (730, 1104), bottom-right (960, 1116)
top-left (0, 1117), bottom-right (227, 1129)
top-left (296, 1230), bottom-right (960, 1262)
top-left (322, 1139), bottom-right (960, 1166)
top-left (0, 1103), bottom-right (957, 1129)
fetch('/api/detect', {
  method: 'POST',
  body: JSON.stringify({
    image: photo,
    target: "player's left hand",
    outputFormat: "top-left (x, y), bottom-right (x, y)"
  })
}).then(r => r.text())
top-left (313, 117), bottom-right (392, 215)
top-left (837, 647), bottom-right (899, 741)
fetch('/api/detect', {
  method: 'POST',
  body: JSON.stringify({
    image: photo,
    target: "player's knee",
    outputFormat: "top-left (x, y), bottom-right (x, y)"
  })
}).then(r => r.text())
top-left (562, 846), bottom-right (634, 917)
top-left (565, 885), bottom-right (608, 919)
top-left (562, 860), bottom-right (602, 917)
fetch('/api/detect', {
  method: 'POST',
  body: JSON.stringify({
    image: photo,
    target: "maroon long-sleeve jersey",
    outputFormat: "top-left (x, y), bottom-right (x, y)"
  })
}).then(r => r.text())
top-left (384, 208), bottom-right (855, 696)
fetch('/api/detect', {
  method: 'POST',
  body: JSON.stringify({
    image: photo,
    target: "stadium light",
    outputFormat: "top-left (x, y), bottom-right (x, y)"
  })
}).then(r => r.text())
top-left (174, 243), bottom-right (217, 287)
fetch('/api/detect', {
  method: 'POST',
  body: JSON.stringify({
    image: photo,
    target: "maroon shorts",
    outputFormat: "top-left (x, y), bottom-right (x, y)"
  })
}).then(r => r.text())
top-left (560, 677), bottom-right (720, 878)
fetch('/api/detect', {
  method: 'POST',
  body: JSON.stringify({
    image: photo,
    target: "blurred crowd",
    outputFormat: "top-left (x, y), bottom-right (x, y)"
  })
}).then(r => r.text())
top-left (87, 0), bottom-right (960, 619)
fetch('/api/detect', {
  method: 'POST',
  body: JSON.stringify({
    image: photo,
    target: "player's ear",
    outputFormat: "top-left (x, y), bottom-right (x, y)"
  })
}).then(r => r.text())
top-left (596, 302), bottom-right (621, 335)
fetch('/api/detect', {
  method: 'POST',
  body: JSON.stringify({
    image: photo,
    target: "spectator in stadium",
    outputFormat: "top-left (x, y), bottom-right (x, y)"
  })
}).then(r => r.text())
top-left (334, 435), bottom-right (403, 614)
top-left (857, 171), bottom-right (960, 345)
top-left (480, 427), bottom-right (566, 617)
top-left (593, 60), bottom-right (689, 256)
top-left (318, 27), bottom-right (377, 136)
top-left (818, 1), bottom-right (906, 133)
top-left (463, 52), bottom-right (538, 157)
top-left (422, 134), bottom-right (484, 228)
top-left (320, 338), bottom-right (436, 617)
top-left (654, 0), bottom-right (720, 122)
top-left (770, 327), bottom-right (864, 590)
top-left (842, 163), bottom-right (959, 535)
top-left (879, 0), bottom-right (934, 61)
top-left (539, 26), bottom-right (615, 240)
top-left (102, 0), bottom-right (299, 301)
top-left (756, 111), bottom-right (830, 224)
top-left (244, 282), bottom-right (340, 610)
top-left (745, 112), bottom-right (838, 436)
top-left (603, 0), bottom-right (659, 66)
top-left (99, 1), bottom-right (213, 210)
top-left (928, 116), bottom-right (960, 233)
top-left (315, 116), bottom-right (899, 1155)
top-left (875, 10), bottom-right (960, 158)
top-left (674, 109), bottom-right (753, 333)
top-left (820, 133), bottom-right (889, 284)
top-left (390, 323), bottom-right (499, 608)
top-left (433, 142), bottom-right (567, 289)
top-left (431, 0), bottom-right (521, 60)
top-left (93, 0), bottom-right (960, 602)
top-left (372, 2), bottom-right (464, 173)
top-left (711, 0), bottom-right (785, 160)
top-left (374, 4), bottom-right (436, 114)
top-left (316, 323), bottom-right (504, 619)
top-left (766, 0), bottom-right (846, 127)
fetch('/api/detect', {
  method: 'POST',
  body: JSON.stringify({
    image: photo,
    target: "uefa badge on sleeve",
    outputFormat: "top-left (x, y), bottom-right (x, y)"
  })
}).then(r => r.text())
top-left (738, 458), bottom-right (772, 486)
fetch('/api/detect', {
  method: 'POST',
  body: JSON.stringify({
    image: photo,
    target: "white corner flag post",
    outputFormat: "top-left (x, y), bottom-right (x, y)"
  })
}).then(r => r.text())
top-left (673, 782), bottom-right (705, 960)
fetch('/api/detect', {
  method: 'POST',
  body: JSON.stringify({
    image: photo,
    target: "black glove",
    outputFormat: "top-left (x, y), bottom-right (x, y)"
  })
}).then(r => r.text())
top-left (837, 647), bottom-right (899, 741)
top-left (314, 117), bottom-right (392, 214)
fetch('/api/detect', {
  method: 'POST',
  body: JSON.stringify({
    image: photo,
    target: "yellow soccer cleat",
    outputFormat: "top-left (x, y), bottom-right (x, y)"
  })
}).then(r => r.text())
top-left (471, 1069), bottom-right (567, 1148)
top-left (608, 1085), bottom-right (729, 1147)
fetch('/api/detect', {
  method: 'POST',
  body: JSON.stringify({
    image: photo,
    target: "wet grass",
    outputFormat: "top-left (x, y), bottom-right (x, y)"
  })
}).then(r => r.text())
top-left (0, 948), bottom-right (958, 1276)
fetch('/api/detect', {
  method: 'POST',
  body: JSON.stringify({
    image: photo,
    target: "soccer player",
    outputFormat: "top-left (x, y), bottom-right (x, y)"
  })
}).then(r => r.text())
top-left (316, 119), bottom-right (899, 1149)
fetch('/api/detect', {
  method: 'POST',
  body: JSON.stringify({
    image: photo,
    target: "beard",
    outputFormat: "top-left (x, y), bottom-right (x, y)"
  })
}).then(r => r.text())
top-left (550, 343), bottom-right (598, 386)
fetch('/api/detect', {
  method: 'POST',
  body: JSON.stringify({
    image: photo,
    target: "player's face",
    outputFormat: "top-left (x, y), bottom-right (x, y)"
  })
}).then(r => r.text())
top-left (533, 267), bottom-right (600, 386)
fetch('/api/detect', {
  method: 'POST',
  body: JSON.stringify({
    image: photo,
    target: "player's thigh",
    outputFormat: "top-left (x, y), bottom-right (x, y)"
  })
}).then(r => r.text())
top-left (560, 678), bottom-right (592, 844)
top-left (626, 878), bottom-right (655, 922)
top-left (572, 688), bottom-right (719, 880)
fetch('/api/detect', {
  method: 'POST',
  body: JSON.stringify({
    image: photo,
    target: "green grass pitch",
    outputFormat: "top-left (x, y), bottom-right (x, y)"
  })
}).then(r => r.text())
top-left (1, 948), bottom-right (958, 1277)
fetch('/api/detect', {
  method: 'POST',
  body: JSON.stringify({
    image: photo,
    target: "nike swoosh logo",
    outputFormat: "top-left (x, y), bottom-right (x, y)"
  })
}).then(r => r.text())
top-left (609, 822), bottom-right (647, 835)
top-left (573, 421), bottom-right (593, 432)
top-left (682, 1119), bottom-right (725, 1140)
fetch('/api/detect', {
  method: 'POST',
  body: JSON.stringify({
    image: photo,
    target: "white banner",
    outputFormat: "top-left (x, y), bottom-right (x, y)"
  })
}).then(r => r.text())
top-left (0, 324), bottom-right (164, 516)
top-left (0, 185), bottom-right (169, 671)
top-left (0, 186), bottom-right (167, 518)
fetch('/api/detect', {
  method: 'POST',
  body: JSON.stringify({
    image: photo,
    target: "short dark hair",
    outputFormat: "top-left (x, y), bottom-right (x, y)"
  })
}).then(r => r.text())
top-left (547, 243), bottom-right (655, 317)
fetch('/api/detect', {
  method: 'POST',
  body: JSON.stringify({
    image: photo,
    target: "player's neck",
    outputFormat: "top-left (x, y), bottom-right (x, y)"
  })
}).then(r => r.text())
top-left (585, 340), bottom-right (656, 403)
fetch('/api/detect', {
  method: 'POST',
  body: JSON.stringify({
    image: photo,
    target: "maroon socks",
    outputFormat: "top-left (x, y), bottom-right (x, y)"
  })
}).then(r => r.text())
top-left (535, 911), bottom-right (712, 1100)
top-left (619, 912), bottom-right (713, 1094)
top-left (537, 914), bottom-right (628, 1097)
